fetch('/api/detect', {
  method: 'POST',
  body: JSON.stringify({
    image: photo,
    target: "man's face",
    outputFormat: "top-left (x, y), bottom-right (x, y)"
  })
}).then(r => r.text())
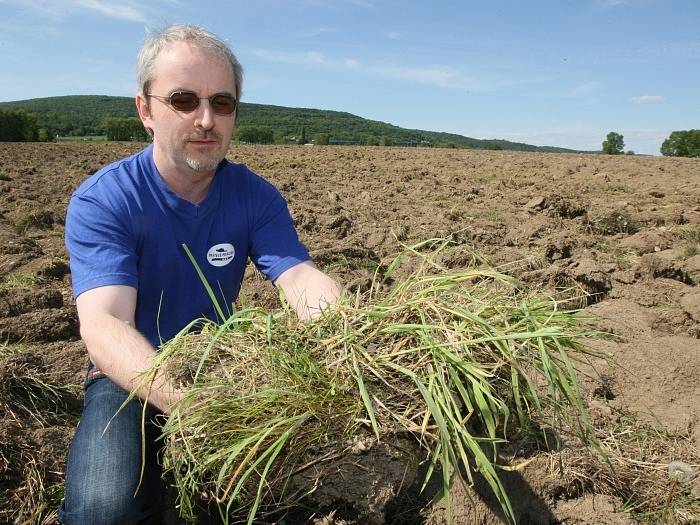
top-left (136, 41), bottom-right (237, 177)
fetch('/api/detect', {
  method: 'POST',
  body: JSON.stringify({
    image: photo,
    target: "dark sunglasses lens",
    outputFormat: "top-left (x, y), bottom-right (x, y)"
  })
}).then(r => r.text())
top-left (169, 92), bottom-right (199, 111)
top-left (210, 95), bottom-right (237, 115)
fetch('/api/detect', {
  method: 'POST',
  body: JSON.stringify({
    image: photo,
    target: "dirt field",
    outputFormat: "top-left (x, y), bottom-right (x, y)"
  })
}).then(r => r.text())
top-left (0, 142), bottom-right (698, 524)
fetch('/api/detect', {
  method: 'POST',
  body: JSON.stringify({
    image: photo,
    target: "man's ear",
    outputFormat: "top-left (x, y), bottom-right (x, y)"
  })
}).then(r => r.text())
top-left (135, 94), bottom-right (153, 136)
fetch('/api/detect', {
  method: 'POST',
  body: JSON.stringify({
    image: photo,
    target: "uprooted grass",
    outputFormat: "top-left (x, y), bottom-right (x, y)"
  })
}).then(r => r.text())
top-left (136, 238), bottom-right (604, 524)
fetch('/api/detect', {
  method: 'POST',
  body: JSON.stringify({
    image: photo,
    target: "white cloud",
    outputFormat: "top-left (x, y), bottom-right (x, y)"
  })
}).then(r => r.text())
top-left (0, 0), bottom-right (178, 22)
top-left (301, 27), bottom-right (335, 38)
top-left (0, 20), bottom-right (64, 38)
top-left (597, 0), bottom-right (629, 8)
top-left (629, 95), bottom-right (666, 104)
top-left (253, 48), bottom-right (492, 91)
top-left (366, 64), bottom-right (484, 90)
top-left (305, 51), bottom-right (327, 64)
top-left (73, 0), bottom-right (146, 22)
top-left (253, 49), bottom-right (328, 65)
top-left (386, 31), bottom-right (399, 40)
top-left (348, 0), bottom-right (375, 7)
top-left (568, 81), bottom-right (600, 97)
top-left (301, 0), bottom-right (374, 8)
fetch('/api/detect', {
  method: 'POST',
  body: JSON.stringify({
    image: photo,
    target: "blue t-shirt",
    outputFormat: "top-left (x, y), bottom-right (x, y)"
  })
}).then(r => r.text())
top-left (65, 145), bottom-right (310, 347)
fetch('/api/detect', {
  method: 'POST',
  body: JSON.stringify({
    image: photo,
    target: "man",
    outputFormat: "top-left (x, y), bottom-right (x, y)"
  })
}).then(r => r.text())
top-left (59, 24), bottom-right (340, 525)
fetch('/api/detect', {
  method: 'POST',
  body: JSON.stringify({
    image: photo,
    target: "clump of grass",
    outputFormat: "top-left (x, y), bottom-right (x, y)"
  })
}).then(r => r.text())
top-left (561, 411), bottom-right (699, 524)
top-left (588, 210), bottom-right (640, 235)
top-left (677, 225), bottom-right (700, 244)
top-left (0, 458), bottom-right (64, 525)
top-left (677, 225), bottom-right (700, 258)
top-left (597, 241), bottom-right (634, 269)
top-left (14, 210), bottom-right (55, 235)
top-left (137, 239), bottom-right (603, 524)
top-left (0, 348), bottom-right (79, 426)
top-left (323, 253), bottom-right (380, 272)
top-left (0, 271), bottom-right (46, 291)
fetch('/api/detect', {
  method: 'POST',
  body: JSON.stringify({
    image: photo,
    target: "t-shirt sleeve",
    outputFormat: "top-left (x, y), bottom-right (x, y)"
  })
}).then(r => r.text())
top-left (65, 194), bottom-right (138, 298)
top-left (247, 173), bottom-right (311, 282)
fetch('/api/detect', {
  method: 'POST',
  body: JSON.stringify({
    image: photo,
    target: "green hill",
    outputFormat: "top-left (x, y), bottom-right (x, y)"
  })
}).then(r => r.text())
top-left (0, 95), bottom-right (577, 152)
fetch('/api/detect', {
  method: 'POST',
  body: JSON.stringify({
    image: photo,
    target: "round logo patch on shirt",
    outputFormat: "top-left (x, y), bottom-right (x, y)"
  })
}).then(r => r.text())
top-left (207, 243), bottom-right (235, 267)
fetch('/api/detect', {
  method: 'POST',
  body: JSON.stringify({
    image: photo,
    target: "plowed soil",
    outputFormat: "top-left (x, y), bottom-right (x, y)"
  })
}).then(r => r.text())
top-left (0, 142), bottom-right (698, 524)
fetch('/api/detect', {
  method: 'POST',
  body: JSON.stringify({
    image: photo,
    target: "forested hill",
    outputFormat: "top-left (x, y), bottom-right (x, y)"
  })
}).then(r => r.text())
top-left (0, 95), bottom-right (576, 152)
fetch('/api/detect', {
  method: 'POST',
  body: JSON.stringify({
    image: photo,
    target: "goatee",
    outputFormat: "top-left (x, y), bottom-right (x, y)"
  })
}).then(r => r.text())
top-left (184, 131), bottom-right (225, 172)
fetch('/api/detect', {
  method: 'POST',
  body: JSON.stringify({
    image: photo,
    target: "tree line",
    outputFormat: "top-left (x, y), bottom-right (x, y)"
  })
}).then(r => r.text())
top-left (1, 95), bottom-right (698, 156)
top-left (661, 130), bottom-right (700, 157)
top-left (602, 130), bottom-right (700, 157)
top-left (0, 109), bottom-right (51, 141)
top-left (0, 95), bottom-right (574, 152)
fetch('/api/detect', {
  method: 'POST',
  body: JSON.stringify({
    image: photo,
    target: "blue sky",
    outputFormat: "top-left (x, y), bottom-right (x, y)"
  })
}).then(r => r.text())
top-left (1, 0), bottom-right (698, 154)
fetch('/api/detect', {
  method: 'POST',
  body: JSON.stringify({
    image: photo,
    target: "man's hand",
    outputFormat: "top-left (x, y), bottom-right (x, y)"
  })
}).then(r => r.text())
top-left (76, 285), bottom-right (181, 413)
top-left (274, 261), bottom-right (341, 320)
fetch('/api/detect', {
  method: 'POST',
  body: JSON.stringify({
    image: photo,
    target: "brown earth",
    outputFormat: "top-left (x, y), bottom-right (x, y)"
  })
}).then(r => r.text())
top-left (0, 142), bottom-right (698, 524)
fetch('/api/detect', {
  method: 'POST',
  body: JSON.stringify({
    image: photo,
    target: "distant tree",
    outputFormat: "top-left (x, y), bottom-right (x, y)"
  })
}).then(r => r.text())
top-left (37, 128), bottom-right (53, 142)
top-left (660, 130), bottom-right (700, 157)
top-left (380, 136), bottom-right (393, 146)
top-left (297, 126), bottom-right (307, 145)
top-left (364, 136), bottom-right (380, 146)
top-left (101, 117), bottom-right (148, 141)
top-left (602, 132), bottom-right (624, 155)
top-left (625, 150), bottom-right (635, 155)
top-left (314, 132), bottom-right (329, 145)
top-left (0, 108), bottom-right (38, 141)
top-left (236, 126), bottom-right (274, 144)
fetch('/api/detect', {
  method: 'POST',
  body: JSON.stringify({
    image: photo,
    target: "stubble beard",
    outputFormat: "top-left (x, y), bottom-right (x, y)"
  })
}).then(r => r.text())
top-left (183, 131), bottom-right (226, 173)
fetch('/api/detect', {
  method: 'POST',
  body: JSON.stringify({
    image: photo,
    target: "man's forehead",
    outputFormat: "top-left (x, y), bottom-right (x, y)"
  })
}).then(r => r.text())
top-left (151, 41), bottom-right (234, 87)
top-left (155, 41), bottom-right (225, 67)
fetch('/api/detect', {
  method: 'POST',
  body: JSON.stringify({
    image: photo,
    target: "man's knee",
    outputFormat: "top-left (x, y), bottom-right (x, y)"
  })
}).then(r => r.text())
top-left (59, 377), bottom-right (163, 524)
top-left (59, 482), bottom-right (161, 525)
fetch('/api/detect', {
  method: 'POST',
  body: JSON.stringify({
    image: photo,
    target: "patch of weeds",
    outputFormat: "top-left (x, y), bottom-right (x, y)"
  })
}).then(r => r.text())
top-left (607, 183), bottom-right (630, 193)
top-left (677, 225), bottom-right (700, 243)
top-left (323, 253), bottom-right (380, 272)
top-left (618, 251), bottom-right (636, 269)
top-left (0, 173), bottom-right (12, 181)
top-left (653, 303), bottom-right (679, 316)
top-left (684, 245), bottom-right (699, 258)
top-left (1, 458), bottom-right (64, 525)
top-left (479, 209), bottom-right (502, 222)
top-left (2, 372), bottom-right (78, 426)
top-left (678, 225), bottom-right (700, 258)
top-left (394, 223), bottom-right (409, 242)
top-left (597, 242), bottom-right (634, 269)
top-left (588, 210), bottom-right (640, 235)
top-left (0, 350), bottom-right (80, 426)
top-left (1, 271), bottom-right (46, 291)
top-left (564, 410), bottom-right (699, 525)
top-left (14, 210), bottom-right (55, 235)
top-left (445, 207), bottom-right (466, 221)
top-left (0, 340), bottom-right (29, 358)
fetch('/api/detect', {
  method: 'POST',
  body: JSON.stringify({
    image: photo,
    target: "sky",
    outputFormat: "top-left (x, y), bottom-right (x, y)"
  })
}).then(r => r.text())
top-left (1, 0), bottom-right (698, 155)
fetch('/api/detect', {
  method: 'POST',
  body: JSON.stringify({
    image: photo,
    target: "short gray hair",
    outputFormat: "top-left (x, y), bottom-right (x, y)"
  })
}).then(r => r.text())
top-left (136, 24), bottom-right (243, 103)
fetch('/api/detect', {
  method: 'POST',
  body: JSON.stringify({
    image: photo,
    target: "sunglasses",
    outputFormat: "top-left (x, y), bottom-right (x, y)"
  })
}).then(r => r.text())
top-left (147, 91), bottom-right (238, 115)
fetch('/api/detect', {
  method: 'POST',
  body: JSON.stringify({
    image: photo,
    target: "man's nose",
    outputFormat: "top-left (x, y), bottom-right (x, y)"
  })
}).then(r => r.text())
top-left (194, 100), bottom-right (216, 130)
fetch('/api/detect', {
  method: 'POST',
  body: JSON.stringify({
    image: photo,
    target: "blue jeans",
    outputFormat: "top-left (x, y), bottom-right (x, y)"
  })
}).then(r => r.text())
top-left (58, 373), bottom-right (163, 525)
